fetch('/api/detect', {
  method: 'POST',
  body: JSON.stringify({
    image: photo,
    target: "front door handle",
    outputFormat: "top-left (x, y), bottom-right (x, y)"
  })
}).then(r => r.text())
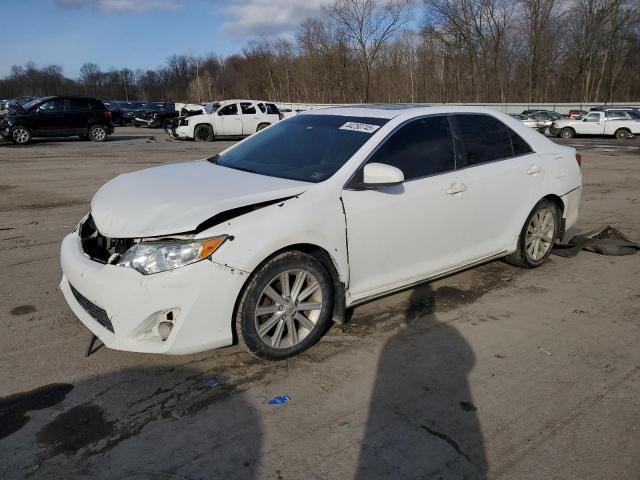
top-left (445, 183), bottom-right (467, 195)
top-left (527, 165), bottom-right (542, 175)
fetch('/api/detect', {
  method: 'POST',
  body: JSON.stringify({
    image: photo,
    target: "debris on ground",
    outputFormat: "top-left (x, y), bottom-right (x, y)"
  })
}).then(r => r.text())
top-left (202, 377), bottom-right (220, 388)
top-left (553, 226), bottom-right (639, 257)
top-left (267, 395), bottom-right (291, 406)
top-left (538, 346), bottom-right (552, 356)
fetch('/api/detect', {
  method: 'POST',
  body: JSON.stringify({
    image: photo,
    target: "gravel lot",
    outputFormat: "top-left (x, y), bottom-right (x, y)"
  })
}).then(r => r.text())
top-left (1, 128), bottom-right (639, 479)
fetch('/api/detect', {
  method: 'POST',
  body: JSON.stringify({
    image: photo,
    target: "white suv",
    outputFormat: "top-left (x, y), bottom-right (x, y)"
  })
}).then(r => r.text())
top-left (61, 106), bottom-right (582, 360)
top-left (170, 99), bottom-right (281, 141)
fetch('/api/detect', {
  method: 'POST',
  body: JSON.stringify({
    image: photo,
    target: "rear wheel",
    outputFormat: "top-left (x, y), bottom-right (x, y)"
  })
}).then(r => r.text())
top-left (560, 128), bottom-right (574, 139)
top-left (236, 251), bottom-right (334, 360)
top-left (10, 126), bottom-right (31, 145)
top-left (89, 125), bottom-right (108, 142)
top-left (194, 124), bottom-right (214, 142)
top-left (615, 128), bottom-right (630, 140)
top-left (505, 199), bottom-right (560, 268)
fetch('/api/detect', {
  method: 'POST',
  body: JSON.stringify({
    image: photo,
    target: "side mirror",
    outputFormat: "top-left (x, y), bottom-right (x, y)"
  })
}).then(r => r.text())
top-left (362, 163), bottom-right (404, 188)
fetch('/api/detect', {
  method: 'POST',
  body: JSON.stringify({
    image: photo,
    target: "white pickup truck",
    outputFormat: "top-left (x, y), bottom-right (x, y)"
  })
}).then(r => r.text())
top-left (553, 109), bottom-right (640, 140)
top-left (168, 99), bottom-right (282, 141)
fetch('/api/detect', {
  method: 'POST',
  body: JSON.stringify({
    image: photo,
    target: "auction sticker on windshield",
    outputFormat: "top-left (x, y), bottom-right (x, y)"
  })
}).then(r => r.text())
top-left (339, 122), bottom-right (381, 134)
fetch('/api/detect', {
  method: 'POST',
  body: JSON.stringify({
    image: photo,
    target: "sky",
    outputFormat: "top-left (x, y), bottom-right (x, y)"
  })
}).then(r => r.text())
top-left (0, 0), bottom-right (328, 78)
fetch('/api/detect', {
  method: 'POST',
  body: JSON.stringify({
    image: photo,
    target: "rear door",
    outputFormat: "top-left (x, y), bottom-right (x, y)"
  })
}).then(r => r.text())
top-left (342, 115), bottom-right (469, 299)
top-left (240, 102), bottom-right (260, 134)
top-left (580, 112), bottom-right (605, 134)
top-left (67, 98), bottom-right (94, 134)
top-left (215, 103), bottom-right (243, 135)
top-left (450, 114), bottom-right (544, 260)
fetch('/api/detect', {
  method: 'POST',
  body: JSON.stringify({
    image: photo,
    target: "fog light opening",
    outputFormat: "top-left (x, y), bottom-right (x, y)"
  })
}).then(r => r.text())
top-left (157, 321), bottom-right (173, 341)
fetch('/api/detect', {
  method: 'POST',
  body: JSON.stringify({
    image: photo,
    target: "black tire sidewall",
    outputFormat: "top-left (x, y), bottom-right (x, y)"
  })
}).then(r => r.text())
top-left (518, 200), bottom-right (560, 267)
top-left (194, 125), bottom-right (213, 142)
top-left (238, 252), bottom-right (334, 360)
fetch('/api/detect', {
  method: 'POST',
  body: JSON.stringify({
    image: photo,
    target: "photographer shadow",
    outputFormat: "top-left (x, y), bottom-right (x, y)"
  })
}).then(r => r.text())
top-left (354, 282), bottom-right (487, 479)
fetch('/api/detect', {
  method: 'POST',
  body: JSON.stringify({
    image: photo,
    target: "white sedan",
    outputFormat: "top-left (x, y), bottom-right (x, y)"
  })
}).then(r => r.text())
top-left (60, 106), bottom-right (582, 360)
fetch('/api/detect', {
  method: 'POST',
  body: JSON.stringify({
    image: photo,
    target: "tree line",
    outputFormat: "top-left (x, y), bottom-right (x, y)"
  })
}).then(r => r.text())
top-left (1, 0), bottom-right (639, 104)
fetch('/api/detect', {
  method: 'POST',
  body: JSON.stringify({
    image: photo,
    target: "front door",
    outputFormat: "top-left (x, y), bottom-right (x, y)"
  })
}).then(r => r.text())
top-left (342, 115), bottom-right (468, 300)
top-left (31, 98), bottom-right (67, 136)
top-left (216, 103), bottom-right (243, 136)
top-left (580, 112), bottom-right (605, 134)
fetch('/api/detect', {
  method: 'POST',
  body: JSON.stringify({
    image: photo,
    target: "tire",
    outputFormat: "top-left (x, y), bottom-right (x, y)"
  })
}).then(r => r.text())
top-left (235, 251), bottom-right (334, 360)
top-left (615, 128), bottom-right (630, 140)
top-left (560, 128), bottom-right (574, 139)
top-left (256, 123), bottom-right (270, 132)
top-left (10, 126), bottom-right (31, 145)
top-left (89, 125), bottom-right (108, 142)
top-left (504, 199), bottom-right (561, 269)
top-left (194, 124), bottom-right (214, 142)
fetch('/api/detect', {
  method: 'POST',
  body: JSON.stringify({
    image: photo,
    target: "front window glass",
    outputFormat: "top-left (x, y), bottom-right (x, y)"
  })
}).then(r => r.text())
top-left (219, 104), bottom-right (238, 116)
top-left (584, 113), bottom-right (601, 122)
top-left (366, 116), bottom-right (455, 180)
top-left (37, 99), bottom-right (65, 113)
top-left (213, 115), bottom-right (388, 183)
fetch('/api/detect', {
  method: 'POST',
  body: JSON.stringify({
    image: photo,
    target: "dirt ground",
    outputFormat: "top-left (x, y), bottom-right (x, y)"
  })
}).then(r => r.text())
top-left (1, 128), bottom-right (639, 479)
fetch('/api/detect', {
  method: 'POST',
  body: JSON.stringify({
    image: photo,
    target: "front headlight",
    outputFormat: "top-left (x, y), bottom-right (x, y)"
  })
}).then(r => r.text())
top-left (116, 236), bottom-right (227, 275)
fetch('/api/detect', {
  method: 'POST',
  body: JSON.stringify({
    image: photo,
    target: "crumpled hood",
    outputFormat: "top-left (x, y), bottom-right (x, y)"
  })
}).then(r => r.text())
top-left (91, 160), bottom-right (308, 238)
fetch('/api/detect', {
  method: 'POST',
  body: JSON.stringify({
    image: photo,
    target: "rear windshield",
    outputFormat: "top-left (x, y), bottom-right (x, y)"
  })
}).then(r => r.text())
top-left (213, 115), bottom-right (388, 183)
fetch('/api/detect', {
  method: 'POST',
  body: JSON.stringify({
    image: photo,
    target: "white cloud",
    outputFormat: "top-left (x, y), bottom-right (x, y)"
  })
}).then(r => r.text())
top-left (219, 0), bottom-right (324, 37)
top-left (55, 0), bottom-right (184, 13)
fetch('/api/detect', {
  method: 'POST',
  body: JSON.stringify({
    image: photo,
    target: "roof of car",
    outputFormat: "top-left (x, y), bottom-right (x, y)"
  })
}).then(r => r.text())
top-left (302, 104), bottom-right (513, 119)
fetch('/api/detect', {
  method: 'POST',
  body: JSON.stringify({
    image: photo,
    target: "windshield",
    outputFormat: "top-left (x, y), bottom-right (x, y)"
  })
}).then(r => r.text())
top-left (213, 115), bottom-right (388, 183)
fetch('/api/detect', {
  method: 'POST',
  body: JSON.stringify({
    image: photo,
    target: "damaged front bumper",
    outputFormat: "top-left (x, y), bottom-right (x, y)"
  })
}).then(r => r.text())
top-left (59, 231), bottom-right (248, 355)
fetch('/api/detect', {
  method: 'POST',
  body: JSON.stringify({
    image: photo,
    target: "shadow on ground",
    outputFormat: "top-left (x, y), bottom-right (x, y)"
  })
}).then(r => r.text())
top-left (355, 283), bottom-right (487, 479)
top-left (0, 366), bottom-right (262, 480)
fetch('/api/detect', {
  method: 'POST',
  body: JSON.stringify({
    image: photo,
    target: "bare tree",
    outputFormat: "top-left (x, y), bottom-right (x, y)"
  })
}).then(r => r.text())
top-left (323, 0), bottom-right (412, 101)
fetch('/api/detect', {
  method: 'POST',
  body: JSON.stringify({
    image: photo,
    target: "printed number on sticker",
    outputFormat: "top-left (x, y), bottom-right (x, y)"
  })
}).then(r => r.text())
top-left (339, 122), bottom-right (381, 134)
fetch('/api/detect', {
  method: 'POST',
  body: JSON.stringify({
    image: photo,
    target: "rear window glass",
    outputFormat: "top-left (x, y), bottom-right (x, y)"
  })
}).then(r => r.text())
top-left (214, 115), bottom-right (388, 183)
top-left (454, 114), bottom-right (514, 166)
top-left (266, 103), bottom-right (280, 115)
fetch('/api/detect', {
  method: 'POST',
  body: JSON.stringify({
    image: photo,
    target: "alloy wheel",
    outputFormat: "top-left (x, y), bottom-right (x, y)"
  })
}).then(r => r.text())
top-left (254, 269), bottom-right (323, 349)
top-left (526, 208), bottom-right (555, 261)
top-left (12, 128), bottom-right (29, 144)
top-left (92, 127), bottom-right (106, 141)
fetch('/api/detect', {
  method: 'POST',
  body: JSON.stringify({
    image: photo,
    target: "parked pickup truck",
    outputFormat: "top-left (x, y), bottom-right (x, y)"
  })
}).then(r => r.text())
top-left (552, 109), bottom-right (640, 140)
top-left (168, 99), bottom-right (282, 141)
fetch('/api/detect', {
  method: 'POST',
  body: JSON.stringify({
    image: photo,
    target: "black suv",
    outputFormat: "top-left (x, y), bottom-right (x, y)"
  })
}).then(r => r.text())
top-left (0, 96), bottom-right (114, 145)
top-left (132, 101), bottom-right (178, 128)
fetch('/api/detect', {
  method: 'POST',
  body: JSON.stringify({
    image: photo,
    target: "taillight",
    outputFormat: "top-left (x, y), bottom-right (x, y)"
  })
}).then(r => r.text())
top-left (575, 153), bottom-right (582, 167)
top-left (104, 111), bottom-right (111, 119)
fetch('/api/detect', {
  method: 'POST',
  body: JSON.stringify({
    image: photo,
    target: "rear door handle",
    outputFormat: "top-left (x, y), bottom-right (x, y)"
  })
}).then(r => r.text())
top-left (527, 165), bottom-right (542, 175)
top-left (445, 183), bottom-right (467, 195)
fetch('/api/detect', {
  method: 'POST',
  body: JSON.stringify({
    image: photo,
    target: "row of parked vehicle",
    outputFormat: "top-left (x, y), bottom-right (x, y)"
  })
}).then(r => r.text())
top-left (0, 95), bottom-right (291, 144)
top-left (509, 106), bottom-right (640, 140)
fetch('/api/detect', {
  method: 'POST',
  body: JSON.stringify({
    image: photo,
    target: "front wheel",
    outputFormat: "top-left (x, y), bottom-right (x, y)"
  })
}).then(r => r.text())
top-left (236, 251), bottom-right (334, 360)
top-left (89, 125), bottom-right (108, 142)
top-left (10, 126), bottom-right (31, 145)
top-left (560, 128), bottom-right (574, 139)
top-left (504, 199), bottom-right (560, 268)
top-left (194, 124), bottom-right (214, 142)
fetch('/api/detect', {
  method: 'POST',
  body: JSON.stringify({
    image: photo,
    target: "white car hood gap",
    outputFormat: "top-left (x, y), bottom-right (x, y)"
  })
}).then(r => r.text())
top-left (91, 160), bottom-right (308, 238)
